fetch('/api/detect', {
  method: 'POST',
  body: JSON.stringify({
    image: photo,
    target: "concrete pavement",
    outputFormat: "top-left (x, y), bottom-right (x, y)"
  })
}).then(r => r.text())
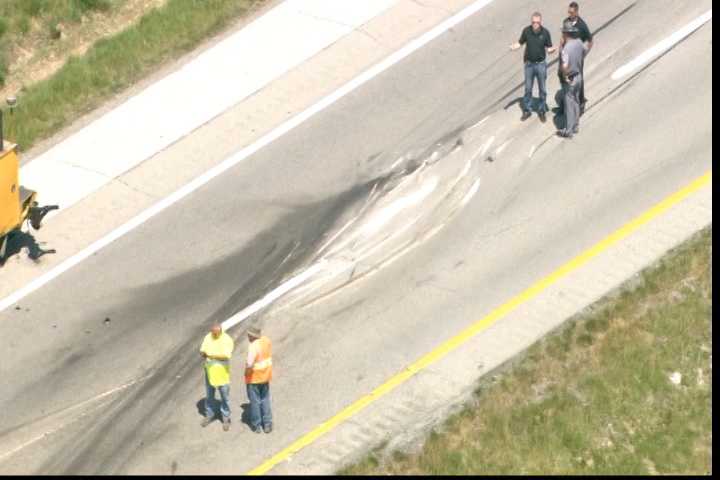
top-left (0, 0), bottom-right (478, 302)
top-left (0, 0), bottom-right (712, 474)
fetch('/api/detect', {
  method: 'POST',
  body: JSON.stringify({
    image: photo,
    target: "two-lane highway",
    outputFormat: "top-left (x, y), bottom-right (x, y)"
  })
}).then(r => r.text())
top-left (0, 0), bottom-right (711, 474)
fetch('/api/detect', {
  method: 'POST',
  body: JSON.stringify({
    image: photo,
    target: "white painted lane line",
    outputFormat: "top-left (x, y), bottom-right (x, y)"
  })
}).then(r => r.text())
top-left (611, 9), bottom-right (712, 80)
top-left (0, 0), bottom-right (498, 315)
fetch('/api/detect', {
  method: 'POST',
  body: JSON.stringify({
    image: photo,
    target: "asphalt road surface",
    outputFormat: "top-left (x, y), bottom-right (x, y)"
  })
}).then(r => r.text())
top-left (0, 0), bottom-right (712, 474)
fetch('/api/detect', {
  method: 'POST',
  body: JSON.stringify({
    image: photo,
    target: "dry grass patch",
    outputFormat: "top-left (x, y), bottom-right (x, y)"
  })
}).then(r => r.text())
top-left (341, 227), bottom-right (712, 475)
top-left (0, 0), bottom-right (169, 100)
top-left (1, 0), bottom-right (267, 151)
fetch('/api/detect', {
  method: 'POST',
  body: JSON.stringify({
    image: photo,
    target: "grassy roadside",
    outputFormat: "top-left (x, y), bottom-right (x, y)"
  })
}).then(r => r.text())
top-left (2, 0), bottom-right (266, 152)
top-left (0, 0), bottom-right (119, 88)
top-left (341, 227), bottom-right (712, 475)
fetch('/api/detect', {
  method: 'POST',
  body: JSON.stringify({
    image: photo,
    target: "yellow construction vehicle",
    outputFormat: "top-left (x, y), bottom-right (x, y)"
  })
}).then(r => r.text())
top-left (0, 105), bottom-right (57, 262)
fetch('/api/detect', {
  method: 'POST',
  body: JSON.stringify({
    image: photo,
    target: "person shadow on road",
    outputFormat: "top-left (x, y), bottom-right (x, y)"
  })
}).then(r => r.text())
top-left (0, 230), bottom-right (56, 267)
top-left (195, 398), bottom-right (254, 431)
top-left (552, 88), bottom-right (568, 131)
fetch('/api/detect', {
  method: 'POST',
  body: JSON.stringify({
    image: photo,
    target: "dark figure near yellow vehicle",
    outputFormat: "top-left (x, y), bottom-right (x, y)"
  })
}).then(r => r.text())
top-left (0, 104), bottom-right (57, 263)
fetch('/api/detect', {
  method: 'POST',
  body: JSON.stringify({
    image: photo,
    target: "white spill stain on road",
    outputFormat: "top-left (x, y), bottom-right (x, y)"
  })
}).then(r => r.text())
top-left (494, 139), bottom-right (513, 156)
top-left (480, 136), bottom-right (496, 156)
top-left (460, 179), bottom-right (481, 207)
top-left (467, 115), bottom-right (491, 131)
top-left (359, 177), bottom-right (438, 236)
top-left (0, 0), bottom-right (501, 316)
top-left (221, 261), bottom-right (327, 331)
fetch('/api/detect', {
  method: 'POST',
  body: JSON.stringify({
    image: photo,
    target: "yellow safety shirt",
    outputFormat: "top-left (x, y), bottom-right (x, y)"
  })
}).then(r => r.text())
top-left (200, 332), bottom-right (234, 386)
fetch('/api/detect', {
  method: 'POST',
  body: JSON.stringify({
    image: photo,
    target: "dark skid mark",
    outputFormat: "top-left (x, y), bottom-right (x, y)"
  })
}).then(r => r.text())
top-left (67, 179), bottom-right (379, 355)
top-left (27, 6), bottom-right (649, 467)
top-left (33, 113), bottom-right (483, 472)
top-left (371, 123), bottom-right (468, 189)
top-left (259, 241), bottom-right (278, 262)
top-left (8, 123), bottom-right (467, 452)
top-left (35, 180), bottom-right (393, 475)
top-left (328, 298), bottom-right (366, 320)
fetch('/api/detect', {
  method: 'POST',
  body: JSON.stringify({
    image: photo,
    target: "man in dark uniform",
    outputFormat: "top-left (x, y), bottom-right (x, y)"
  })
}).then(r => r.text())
top-left (557, 23), bottom-right (588, 138)
top-left (557, 2), bottom-right (593, 113)
top-left (511, 12), bottom-right (557, 123)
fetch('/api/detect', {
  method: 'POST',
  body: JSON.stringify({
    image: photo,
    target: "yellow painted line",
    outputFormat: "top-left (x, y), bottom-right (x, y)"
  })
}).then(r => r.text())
top-left (249, 171), bottom-right (712, 475)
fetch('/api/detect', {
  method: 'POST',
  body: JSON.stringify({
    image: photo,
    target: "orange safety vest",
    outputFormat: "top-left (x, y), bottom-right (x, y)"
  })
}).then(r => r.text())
top-left (245, 336), bottom-right (272, 384)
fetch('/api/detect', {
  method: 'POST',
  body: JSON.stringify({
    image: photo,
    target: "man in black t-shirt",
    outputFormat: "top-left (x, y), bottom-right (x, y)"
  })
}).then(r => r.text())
top-left (511, 12), bottom-right (557, 123)
top-left (558, 2), bottom-right (593, 111)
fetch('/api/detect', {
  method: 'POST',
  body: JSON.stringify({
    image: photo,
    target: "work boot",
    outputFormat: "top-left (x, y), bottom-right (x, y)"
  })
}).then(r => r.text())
top-left (538, 111), bottom-right (547, 123)
top-left (201, 416), bottom-right (213, 428)
top-left (222, 418), bottom-right (231, 432)
top-left (520, 111), bottom-right (531, 121)
top-left (263, 424), bottom-right (273, 434)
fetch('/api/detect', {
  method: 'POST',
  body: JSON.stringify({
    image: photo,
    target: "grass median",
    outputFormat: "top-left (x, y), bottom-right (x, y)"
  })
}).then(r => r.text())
top-left (341, 227), bottom-right (712, 475)
top-left (3, 0), bottom-right (265, 152)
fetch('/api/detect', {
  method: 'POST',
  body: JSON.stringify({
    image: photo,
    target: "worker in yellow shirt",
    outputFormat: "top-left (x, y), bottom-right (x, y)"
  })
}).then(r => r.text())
top-left (200, 323), bottom-right (234, 431)
top-left (245, 326), bottom-right (273, 433)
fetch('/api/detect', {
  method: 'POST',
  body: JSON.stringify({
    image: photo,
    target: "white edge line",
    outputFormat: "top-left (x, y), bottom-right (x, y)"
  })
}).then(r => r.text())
top-left (0, 0), bottom-right (497, 315)
top-left (611, 9), bottom-right (712, 80)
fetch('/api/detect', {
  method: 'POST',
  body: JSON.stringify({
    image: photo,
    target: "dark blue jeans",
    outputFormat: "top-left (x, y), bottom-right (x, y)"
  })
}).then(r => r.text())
top-left (247, 383), bottom-right (272, 429)
top-left (205, 376), bottom-right (231, 420)
top-left (523, 61), bottom-right (548, 113)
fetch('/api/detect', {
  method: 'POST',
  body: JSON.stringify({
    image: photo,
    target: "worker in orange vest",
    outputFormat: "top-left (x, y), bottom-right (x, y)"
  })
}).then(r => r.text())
top-left (245, 326), bottom-right (273, 433)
